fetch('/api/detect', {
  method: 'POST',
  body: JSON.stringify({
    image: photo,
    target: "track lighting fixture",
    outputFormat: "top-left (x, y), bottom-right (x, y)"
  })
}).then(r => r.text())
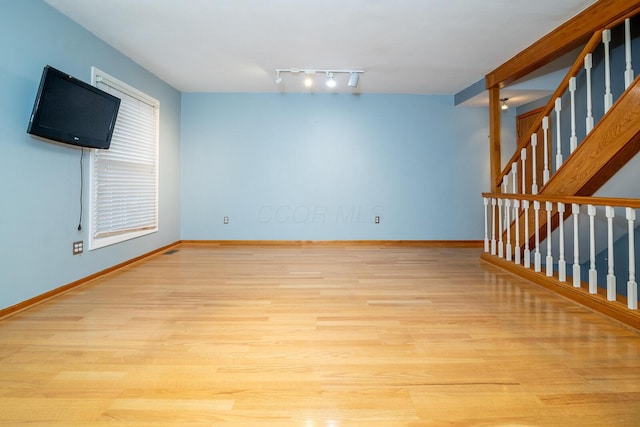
top-left (500, 98), bottom-right (509, 111)
top-left (274, 68), bottom-right (364, 89)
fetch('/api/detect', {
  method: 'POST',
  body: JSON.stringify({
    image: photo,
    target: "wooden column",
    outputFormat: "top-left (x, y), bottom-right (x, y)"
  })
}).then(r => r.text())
top-left (489, 86), bottom-right (501, 192)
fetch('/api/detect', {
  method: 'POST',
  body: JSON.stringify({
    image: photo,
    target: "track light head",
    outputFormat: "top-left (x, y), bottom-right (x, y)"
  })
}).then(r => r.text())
top-left (326, 72), bottom-right (336, 88)
top-left (304, 76), bottom-right (313, 87)
top-left (348, 72), bottom-right (359, 88)
top-left (303, 71), bottom-right (315, 87)
top-left (274, 70), bottom-right (282, 85)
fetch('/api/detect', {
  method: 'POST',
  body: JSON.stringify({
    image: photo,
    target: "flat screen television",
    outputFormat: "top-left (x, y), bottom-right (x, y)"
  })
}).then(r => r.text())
top-left (27, 65), bottom-right (121, 149)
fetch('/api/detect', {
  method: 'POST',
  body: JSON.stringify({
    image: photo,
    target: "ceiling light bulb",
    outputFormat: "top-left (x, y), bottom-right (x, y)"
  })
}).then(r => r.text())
top-left (304, 74), bottom-right (313, 87)
top-left (500, 98), bottom-right (509, 111)
top-left (326, 72), bottom-right (336, 88)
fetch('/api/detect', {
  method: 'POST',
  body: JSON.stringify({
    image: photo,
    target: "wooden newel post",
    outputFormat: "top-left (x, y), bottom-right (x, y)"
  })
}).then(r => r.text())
top-left (489, 86), bottom-right (501, 193)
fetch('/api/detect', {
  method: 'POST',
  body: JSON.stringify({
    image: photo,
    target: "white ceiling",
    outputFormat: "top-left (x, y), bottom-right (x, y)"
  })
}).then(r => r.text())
top-left (44, 0), bottom-right (596, 95)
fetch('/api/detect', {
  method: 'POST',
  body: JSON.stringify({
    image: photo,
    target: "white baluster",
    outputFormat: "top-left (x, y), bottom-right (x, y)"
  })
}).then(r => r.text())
top-left (498, 198), bottom-right (504, 258)
top-left (606, 206), bottom-right (616, 301)
top-left (554, 100), bottom-right (563, 170)
top-left (558, 203), bottom-right (566, 282)
top-left (483, 197), bottom-right (490, 253)
top-left (625, 19), bottom-right (635, 90)
top-left (501, 184), bottom-right (508, 258)
top-left (542, 117), bottom-right (550, 185)
top-left (506, 198), bottom-right (512, 261)
top-left (521, 148), bottom-right (527, 195)
top-left (514, 200), bottom-right (521, 265)
top-left (569, 77), bottom-right (578, 153)
top-left (603, 29), bottom-right (613, 113)
top-left (491, 198), bottom-right (497, 255)
top-left (523, 200), bottom-right (531, 268)
top-left (546, 201), bottom-right (554, 277)
top-left (572, 204), bottom-right (581, 288)
top-left (534, 201), bottom-right (541, 272)
top-left (585, 53), bottom-right (594, 134)
top-left (531, 134), bottom-right (538, 195)
top-left (588, 204), bottom-right (597, 294)
top-left (512, 162), bottom-right (518, 194)
top-left (627, 207), bottom-right (637, 310)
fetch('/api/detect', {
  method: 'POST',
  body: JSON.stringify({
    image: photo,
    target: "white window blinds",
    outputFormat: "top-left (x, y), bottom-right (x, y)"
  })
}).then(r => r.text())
top-left (90, 68), bottom-right (159, 249)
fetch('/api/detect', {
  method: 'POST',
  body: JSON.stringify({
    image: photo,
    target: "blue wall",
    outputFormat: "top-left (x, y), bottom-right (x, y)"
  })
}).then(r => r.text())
top-left (181, 93), bottom-right (489, 240)
top-left (0, 1), bottom-right (182, 310)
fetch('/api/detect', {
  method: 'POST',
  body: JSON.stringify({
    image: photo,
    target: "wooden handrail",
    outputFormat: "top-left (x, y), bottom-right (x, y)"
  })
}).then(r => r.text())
top-left (482, 192), bottom-right (640, 209)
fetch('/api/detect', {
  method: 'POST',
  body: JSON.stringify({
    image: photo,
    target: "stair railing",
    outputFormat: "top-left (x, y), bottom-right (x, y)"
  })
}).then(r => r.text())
top-left (497, 15), bottom-right (637, 195)
top-left (483, 193), bottom-right (639, 314)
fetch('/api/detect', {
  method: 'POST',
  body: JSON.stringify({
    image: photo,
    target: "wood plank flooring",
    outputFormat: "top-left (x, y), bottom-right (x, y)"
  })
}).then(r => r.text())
top-left (1, 243), bottom-right (639, 426)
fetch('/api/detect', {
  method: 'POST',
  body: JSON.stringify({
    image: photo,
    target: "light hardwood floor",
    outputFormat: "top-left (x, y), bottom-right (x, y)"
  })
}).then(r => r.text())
top-left (1, 243), bottom-right (639, 426)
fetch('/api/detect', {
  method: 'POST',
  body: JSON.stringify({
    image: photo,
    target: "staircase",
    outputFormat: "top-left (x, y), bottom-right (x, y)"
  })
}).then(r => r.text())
top-left (481, 1), bottom-right (640, 329)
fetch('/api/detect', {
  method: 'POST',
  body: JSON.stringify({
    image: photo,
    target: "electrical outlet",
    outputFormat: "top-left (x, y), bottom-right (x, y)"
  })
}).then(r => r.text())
top-left (375, 216), bottom-right (380, 224)
top-left (223, 216), bottom-right (229, 224)
top-left (73, 241), bottom-right (83, 255)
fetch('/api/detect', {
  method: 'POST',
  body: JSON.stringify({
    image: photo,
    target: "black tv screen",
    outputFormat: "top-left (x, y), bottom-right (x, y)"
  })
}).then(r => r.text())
top-left (27, 65), bottom-right (120, 149)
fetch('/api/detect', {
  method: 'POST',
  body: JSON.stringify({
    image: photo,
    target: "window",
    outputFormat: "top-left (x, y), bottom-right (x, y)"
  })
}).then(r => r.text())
top-left (89, 68), bottom-right (159, 249)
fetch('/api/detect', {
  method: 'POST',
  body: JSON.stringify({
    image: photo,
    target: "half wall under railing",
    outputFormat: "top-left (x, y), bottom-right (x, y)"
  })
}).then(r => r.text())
top-left (482, 193), bottom-right (640, 329)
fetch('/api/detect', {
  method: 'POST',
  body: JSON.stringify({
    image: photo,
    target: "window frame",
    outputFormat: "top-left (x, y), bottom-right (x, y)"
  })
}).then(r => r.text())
top-left (89, 67), bottom-right (160, 250)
